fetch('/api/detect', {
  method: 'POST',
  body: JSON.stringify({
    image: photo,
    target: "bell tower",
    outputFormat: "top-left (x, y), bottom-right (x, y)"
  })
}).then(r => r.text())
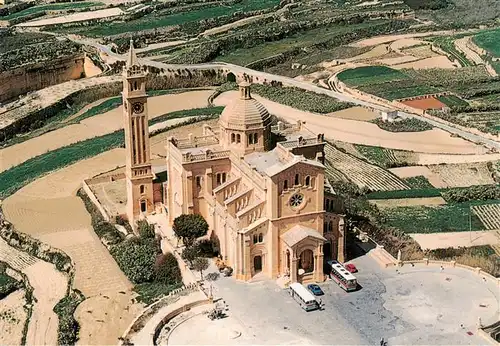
top-left (123, 40), bottom-right (153, 229)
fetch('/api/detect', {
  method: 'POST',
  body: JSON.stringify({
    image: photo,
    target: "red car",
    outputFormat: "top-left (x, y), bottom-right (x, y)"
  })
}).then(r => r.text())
top-left (344, 263), bottom-right (358, 273)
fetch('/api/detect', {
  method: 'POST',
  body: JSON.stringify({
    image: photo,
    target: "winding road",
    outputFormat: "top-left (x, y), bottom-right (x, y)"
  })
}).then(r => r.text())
top-left (73, 37), bottom-right (500, 151)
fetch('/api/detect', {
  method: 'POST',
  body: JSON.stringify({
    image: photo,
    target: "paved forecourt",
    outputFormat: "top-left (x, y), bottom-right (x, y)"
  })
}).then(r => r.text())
top-left (169, 254), bottom-right (499, 345)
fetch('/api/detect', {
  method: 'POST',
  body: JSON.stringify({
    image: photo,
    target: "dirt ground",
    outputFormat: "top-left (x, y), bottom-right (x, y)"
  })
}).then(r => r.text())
top-left (370, 196), bottom-right (447, 208)
top-left (427, 162), bottom-right (495, 187)
top-left (389, 166), bottom-right (447, 188)
top-left (417, 153), bottom-right (500, 165)
top-left (17, 8), bottom-right (124, 27)
top-left (215, 91), bottom-right (486, 154)
top-left (349, 31), bottom-right (457, 47)
top-left (392, 56), bottom-right (456, 70)
top-left (90, 179), bottom-right (127, 217)
top-left (2, 148), bottom-right (143, 345)
top-left (326, 106), bottom-right (380, 121)
top-left (0, 289), bottom-right (27, 346)
top-left (401, 97), bottom-right (447, 110)
top-left (411, 231), bottom-right (500, 250)
top-left (84, 57), bottom-right (102, 78)
top-left (0, 90), bottom-right (213, 173)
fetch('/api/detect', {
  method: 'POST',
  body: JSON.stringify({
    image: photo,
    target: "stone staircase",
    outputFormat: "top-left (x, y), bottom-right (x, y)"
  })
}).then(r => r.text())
top-left (368, 246), bottom-right (397, 268)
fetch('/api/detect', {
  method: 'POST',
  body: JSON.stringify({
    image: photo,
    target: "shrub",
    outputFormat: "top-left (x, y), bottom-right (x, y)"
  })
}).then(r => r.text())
top-left (138, 220), bottom-right (155, 239)
top-left (192, 257), bottom-right (210, 279)
top-left (173, 214), bottom-right (209, 247)
top-left (181, 244), bottom-right (200, 266)
top-left (110, 237), bottom-right (159, 284)
top-left (53, 289), bottom-right (85, 346)
top-left (0, 267), bottom-right (21, 299)
top-left (366, 188), bottom-right (442, 199)
top-left (154, 252), bottom-right (182, 284)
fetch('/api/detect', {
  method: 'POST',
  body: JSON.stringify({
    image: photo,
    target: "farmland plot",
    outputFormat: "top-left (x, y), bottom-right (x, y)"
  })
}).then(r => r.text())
top-left (324, 143), bottom-right (409, 191)
top-left (354, 144), bottom-right (418, 168)
top-left (472, 204), bottom-right (500, 230)
top-left (427, 162), bottom-right (495, 187)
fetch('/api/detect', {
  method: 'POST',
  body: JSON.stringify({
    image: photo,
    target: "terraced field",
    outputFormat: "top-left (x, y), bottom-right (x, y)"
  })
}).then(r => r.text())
top-left (324, 143), bottom-right (409, 191)
top-left (427, 162), bottom-right (495, 187)
top-left (472, 204), bottom-right (500, 230)
top-left (354, 144), bottom-right (418, 168)
top-left (0, 2), bottom-right (103, 21)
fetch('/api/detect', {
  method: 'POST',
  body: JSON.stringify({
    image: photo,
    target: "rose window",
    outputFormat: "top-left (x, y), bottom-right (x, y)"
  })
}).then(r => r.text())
top-left (289, 193), bottom-right (304, 207)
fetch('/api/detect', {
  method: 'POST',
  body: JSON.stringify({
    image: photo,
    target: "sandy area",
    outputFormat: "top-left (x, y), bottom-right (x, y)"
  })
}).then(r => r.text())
top-left (0, 237), bottom-right (67, 346)
top-left (392, 56), bottom-right (456, 70)
top-left (376, 55), bottom-right (421, 66)
top-left (0, 289), bottom-right (27, 346)
top-left (344, 44), bottom-right (390, 62)
top-left (0, 90), bottom-right (213, 173)
top-left (411, 231), bottom-right (500, 250)
top-left (389, 166), bottom-right (447, 188)
top-left (215, 91), bottom-right (485, 154)
top-left (417, 153), bottom-right (500, 165)
top-left (455, 37), bottom-right (483, 65)
top-left (370, 196), bottom-right (447, 208)
top-left (17, 8), bottom-right (124, 27)
top-left (326, 106), bottom-right (379, 121)
top-left (2, 149), bottom-right (143, 345)
top-left (84, 56), bottom-right (102, 78)
top-left (91, 179), bottom-right (127, 217)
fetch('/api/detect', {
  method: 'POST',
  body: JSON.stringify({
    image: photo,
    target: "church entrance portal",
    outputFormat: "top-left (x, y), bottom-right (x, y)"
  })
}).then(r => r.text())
top-left (254, 255), bottom-right (262, 272)
top-left (227, 72), bottom-right (236, 82)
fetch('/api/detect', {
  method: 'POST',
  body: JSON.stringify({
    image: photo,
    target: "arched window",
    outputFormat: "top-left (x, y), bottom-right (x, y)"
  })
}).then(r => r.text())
top-left (231, 133), bottom-right (235, 143)
top-left (258, 233), bottom-right (263, 243)
top-left (134, 81), bottom-right (138, 90)
top-left (328, 221), bottom-right (333, 232)
top-left (253, 133), bottom-right (258, 144)
top-left (294, 174), bottom-right (299, 186)
top-left (236, 134), bottom-right (241, 143)
top-left (253, 234), bottom-right (258, 244)
top-left (247, 134), bottom-right (253, 145)
top-left (305, 176), bottom-right (310, 187)
top-left (283, 180), bottom-right (288, 190)
top-left (222, 173), bottom-right (226, 183)
top-left (140, 185), bottom-right (145, 194)
top-left (310, 177), bottom-right (315, 188)
top-left (196, 176), bottom-right (202, 188)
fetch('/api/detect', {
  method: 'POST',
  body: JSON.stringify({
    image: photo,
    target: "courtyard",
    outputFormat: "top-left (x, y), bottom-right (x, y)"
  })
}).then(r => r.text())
top-left (167, 254), bottom-right (499, 345)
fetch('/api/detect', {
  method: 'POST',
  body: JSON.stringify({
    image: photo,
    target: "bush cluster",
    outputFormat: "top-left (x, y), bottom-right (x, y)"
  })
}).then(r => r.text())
top-left (0, 262), bottom-right (22, 299)
top-left (53, 289), bottom-right (85, 346)
top-left (366, 188), bottom-right (442, 200)
top-left (78, 190), bottom-right (182, 301)
top-left (251, 84), bottom-right (353, 114)
top-left (441, 185), bottom-right (500, 203)
top-left (372, 118), bottom-right (433, 132)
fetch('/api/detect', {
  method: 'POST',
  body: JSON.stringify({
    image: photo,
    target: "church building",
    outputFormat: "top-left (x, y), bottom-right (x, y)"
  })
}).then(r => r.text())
top-left (121, 42), bottom-right (346, 284)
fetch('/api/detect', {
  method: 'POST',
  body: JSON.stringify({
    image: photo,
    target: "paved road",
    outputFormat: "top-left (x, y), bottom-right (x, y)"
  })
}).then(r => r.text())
top-left (73, 37), bottom-right (500, 151)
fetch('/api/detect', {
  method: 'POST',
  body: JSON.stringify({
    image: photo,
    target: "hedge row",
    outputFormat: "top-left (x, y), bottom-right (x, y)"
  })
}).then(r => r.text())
top-left (366, 188), bottom-right (442, 200)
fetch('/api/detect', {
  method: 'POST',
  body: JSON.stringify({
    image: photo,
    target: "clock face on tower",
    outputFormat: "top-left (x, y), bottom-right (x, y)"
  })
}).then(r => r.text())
top-left (132, 102), bottom-right (144, 114)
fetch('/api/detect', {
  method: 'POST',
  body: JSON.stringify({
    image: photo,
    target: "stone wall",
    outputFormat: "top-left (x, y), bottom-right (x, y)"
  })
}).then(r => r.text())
top-left (0, 53), bottom-right (85, 103)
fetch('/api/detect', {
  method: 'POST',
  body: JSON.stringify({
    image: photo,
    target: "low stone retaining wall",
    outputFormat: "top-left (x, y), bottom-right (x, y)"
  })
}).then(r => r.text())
top-left (81, 179), bottom-right (110, 222)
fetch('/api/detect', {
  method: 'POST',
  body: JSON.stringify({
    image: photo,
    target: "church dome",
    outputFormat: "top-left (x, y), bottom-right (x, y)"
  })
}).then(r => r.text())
top-left (219, 82), bottom-right (272, 130)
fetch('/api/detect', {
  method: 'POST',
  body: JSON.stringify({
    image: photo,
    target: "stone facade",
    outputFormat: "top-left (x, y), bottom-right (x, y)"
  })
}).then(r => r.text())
top-left (0, 53), bottom-right (85, 103)
top-left (164, 82), bottom-right (346, 284)
top-left (123, 41), bottom-right (154, 230)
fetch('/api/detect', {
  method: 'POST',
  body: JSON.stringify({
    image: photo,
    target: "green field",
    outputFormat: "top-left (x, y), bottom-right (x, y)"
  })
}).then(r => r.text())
top-left (403, 176), bottom-right (435, 189)
top-left (437, 94), bottom-right (469, 107)
top-left (380, 200), bottom-right (499, 233)
top-left (428, 36), bottom-right (473, 67)
top-left (77, 0), bottom-right (279, 36)
top-left (337, 66), bottom-right (408, 87)
top-left (1, 2), bottom-right (103, 20)
top-left (338, 66), bottom-right (442, 100)
top-left (473, 28), bottom-right (500, 58)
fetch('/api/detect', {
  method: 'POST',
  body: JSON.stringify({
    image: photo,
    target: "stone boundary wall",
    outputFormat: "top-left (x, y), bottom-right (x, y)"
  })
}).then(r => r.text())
top-left (81, 179), bottom-right (110, 222)
top-left (119, 284), bottom-right (206, 344)
top-left (152, 298), bottom-right (212, 344)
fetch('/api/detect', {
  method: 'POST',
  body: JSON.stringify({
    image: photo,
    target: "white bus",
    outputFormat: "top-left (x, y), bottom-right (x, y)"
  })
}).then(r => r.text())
top-left (289, 283), bottom-right (319, 311)
top-left (328, 260), bottom-right (357, 292)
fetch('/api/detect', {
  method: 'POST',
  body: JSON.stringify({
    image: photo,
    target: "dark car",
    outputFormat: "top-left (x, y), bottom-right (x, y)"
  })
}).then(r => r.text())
top-left (307, 284), bottom-right (324, 296)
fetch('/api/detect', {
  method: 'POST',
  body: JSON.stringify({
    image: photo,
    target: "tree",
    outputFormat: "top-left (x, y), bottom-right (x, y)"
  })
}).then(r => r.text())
top-left (192, 257), bottom-right (209, 280)
top-left (154, 252), bottom-right (182, 284)
top-left (173, 214), bottom-right (208, 247)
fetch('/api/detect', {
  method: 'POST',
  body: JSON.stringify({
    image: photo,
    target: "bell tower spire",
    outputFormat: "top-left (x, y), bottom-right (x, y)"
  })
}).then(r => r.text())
top-left (122, 40), bottom-right (153, 231)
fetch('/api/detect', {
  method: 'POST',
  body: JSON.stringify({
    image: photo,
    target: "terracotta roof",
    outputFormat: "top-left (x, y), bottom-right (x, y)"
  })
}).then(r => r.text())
top-left (281, 225), bottom-right (326, 247)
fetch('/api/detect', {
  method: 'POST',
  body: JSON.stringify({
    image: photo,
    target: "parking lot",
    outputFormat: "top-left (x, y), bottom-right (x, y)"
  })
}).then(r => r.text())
top-left (192, 253), bottom-right (500, 345)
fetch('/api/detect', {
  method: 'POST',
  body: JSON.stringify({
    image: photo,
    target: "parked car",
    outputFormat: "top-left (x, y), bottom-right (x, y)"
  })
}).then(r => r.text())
top-left (344, 263), bottom-right (358, 273)
top-left (307, 283), bottom-right (324, 296)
